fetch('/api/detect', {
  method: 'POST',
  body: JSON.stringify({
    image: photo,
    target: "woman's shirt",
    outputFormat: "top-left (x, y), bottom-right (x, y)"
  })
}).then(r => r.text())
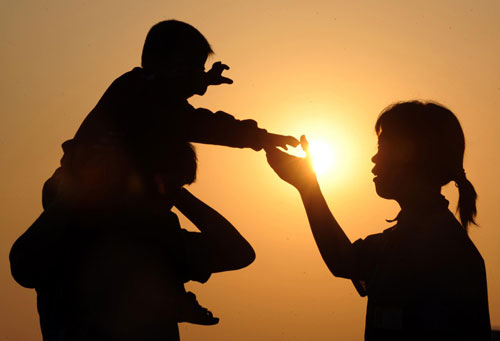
top-left (343, 197), bottom-right (490, 340)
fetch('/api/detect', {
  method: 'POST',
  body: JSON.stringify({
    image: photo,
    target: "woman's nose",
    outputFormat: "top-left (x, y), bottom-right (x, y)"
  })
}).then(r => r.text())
top-left (371, 153), bottom-right (378, 164)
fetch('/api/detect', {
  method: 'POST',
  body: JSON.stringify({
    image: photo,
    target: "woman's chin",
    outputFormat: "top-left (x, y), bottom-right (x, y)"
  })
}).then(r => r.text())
top-left (374, 181), bottom-right (396, 200)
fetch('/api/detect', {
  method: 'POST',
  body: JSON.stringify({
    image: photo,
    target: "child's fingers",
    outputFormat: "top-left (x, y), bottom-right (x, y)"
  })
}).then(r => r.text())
top-left (211, 61), bottom-right (230, 71)
top-left (219, 76), bottom-right (233, 84)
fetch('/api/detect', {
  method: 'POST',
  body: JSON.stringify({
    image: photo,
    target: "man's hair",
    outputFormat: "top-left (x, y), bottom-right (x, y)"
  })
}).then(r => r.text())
top-left (141, 20), bottom-right (213, 70)
top-left (150, 141), bottom-right (198, 187)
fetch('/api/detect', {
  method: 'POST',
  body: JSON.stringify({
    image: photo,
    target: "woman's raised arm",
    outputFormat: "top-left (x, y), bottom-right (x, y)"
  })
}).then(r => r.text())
top-left (265, 136), bottom-right (352, 277)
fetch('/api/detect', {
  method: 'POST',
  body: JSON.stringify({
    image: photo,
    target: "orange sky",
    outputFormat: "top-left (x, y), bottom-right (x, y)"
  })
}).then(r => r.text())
top-left (1, 1), bottom-right (499, 339)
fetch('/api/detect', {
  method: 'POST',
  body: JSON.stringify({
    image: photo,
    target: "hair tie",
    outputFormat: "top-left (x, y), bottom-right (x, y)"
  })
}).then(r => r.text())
top-left (454, 169), bottom-right (467, 187)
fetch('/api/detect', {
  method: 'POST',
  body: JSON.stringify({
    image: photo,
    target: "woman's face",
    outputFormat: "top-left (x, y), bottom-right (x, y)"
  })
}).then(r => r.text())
top-left (371, 133), bottom-right (416, 200)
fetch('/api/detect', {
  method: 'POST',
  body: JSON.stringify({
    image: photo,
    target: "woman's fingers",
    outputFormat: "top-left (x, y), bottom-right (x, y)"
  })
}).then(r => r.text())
top-left (265, 145), bottom-right (317, 189)
top-left (287, 136), bottom-right (300, 147)
top-left (300, 135), bottom-right (313, 164)
top-left (265, 147), bottom-right (302, 173)
top-left (300, 135), bottom-right (309, 152)
top-left (265, 147), bottom-right (285, 168)
top-left (264, 146), bottom-right (281, 165)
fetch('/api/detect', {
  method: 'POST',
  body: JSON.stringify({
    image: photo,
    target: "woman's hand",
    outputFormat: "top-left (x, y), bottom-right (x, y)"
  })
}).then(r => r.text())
top-left (265, 135), bottom-right (318, 191)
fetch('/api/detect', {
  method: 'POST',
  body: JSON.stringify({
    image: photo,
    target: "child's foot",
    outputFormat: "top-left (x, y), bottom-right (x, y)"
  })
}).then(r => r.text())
top-left (178, 291), bottom-right (219, 325)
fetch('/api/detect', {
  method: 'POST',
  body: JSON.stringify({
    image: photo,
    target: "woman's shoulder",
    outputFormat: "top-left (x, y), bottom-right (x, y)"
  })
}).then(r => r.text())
top-left (430, 209), bottom-right (485, 265)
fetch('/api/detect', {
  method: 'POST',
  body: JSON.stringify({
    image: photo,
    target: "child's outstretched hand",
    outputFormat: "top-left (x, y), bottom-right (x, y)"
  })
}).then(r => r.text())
top-left (264, 133), bottom-right (300, 150)
top-left (206, 61), bottom-right (233, 86)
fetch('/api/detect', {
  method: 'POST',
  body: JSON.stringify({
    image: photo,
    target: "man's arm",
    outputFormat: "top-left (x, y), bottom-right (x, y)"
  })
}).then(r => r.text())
top-left (173, 188), bottom-right (255, 273)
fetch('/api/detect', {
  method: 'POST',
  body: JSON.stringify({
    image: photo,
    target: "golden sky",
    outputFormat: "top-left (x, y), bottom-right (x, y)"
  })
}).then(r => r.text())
top-left (1, 1), bottom-right (499, 339)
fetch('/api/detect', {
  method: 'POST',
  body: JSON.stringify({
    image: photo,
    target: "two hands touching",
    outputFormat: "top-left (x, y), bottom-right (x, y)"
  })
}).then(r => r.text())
top-left (265, 135), bottom-right (319, 192)
top-left (206, 61), bottom-right (316, 186)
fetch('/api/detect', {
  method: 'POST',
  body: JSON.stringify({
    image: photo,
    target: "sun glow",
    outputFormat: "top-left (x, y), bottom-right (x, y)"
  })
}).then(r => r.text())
top-left (277, 107), bottom-right (364, 186)
top-left (288, 139), bottom-right (336, 176)
top-left (308, 140), bottom-right (335, 175)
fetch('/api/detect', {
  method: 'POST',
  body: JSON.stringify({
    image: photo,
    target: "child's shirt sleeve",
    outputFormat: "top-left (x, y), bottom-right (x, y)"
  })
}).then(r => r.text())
top-left (180, 105), bottom-right (269, 150)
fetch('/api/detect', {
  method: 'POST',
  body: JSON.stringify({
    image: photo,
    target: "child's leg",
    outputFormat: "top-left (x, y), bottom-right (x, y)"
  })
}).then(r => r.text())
top-left (177, 291), bottom-right (219, 325)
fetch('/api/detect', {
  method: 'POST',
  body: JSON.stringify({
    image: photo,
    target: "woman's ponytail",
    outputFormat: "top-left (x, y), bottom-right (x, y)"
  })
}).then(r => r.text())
top-left (455, 169), bottom-right (478, 231)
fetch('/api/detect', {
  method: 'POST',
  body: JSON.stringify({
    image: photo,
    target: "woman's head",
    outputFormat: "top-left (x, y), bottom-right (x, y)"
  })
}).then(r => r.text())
top-left (372, 100), bottom-right (477, 230)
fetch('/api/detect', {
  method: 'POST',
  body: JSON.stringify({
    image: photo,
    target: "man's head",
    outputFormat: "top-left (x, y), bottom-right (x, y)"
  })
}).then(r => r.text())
top-left (152, 141), bottom-right (198, 196)
top-left (141, 20), bottom-right (213, 96)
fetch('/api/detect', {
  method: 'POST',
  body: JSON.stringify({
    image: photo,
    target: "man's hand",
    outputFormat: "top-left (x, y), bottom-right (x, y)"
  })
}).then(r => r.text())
top-left (206, 61), bottom-right (233, 86)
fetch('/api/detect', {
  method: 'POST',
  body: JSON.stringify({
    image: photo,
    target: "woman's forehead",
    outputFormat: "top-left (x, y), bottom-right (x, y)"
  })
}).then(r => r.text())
top-left (377, 131), bottom-right (413, 149)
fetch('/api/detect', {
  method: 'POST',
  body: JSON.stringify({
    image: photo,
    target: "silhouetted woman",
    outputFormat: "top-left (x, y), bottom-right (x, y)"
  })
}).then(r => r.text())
top-left (265, 101), bottom-right (490, 340)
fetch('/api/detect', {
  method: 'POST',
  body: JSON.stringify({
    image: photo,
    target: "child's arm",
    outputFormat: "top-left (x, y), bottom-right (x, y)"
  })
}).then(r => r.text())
top-left (184, 61), bottom-right (299, 150)
top-left (172, 188), bottom-right (255, 273)
top-left (182, 107), bottom-right (299, 151)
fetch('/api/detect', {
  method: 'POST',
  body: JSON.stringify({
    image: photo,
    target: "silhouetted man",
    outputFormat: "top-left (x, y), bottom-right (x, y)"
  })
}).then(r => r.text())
top-left (11, 141), bottom-right (256, 340)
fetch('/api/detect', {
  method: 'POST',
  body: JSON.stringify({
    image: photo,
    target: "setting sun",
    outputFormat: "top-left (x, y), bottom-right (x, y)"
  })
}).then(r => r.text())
top-left (287, 139), bottom-right (336, 176)
top-left (308, 140), bottom-right (335, 175)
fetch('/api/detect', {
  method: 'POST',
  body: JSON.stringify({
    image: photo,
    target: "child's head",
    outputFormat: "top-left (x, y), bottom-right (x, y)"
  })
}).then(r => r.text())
top-left (142, 20), bottom-right (212, 71)
top-left (141, 20), bottom-right (213, 96)
top-left (372, 100), bottom-right (477, 230)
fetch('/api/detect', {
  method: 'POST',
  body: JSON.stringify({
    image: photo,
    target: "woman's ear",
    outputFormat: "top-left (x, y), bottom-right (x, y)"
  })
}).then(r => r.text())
top-left (394, 139), bottom-right (418, 166)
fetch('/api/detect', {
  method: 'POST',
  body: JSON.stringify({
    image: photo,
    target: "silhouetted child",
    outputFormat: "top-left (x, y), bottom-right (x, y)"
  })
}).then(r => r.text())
top-left (11, 20), bottom-right (289, 340)
top-left (42, 19), bottom-right (298, 208)
top-left (265, 101), bottom-right (491, 339)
